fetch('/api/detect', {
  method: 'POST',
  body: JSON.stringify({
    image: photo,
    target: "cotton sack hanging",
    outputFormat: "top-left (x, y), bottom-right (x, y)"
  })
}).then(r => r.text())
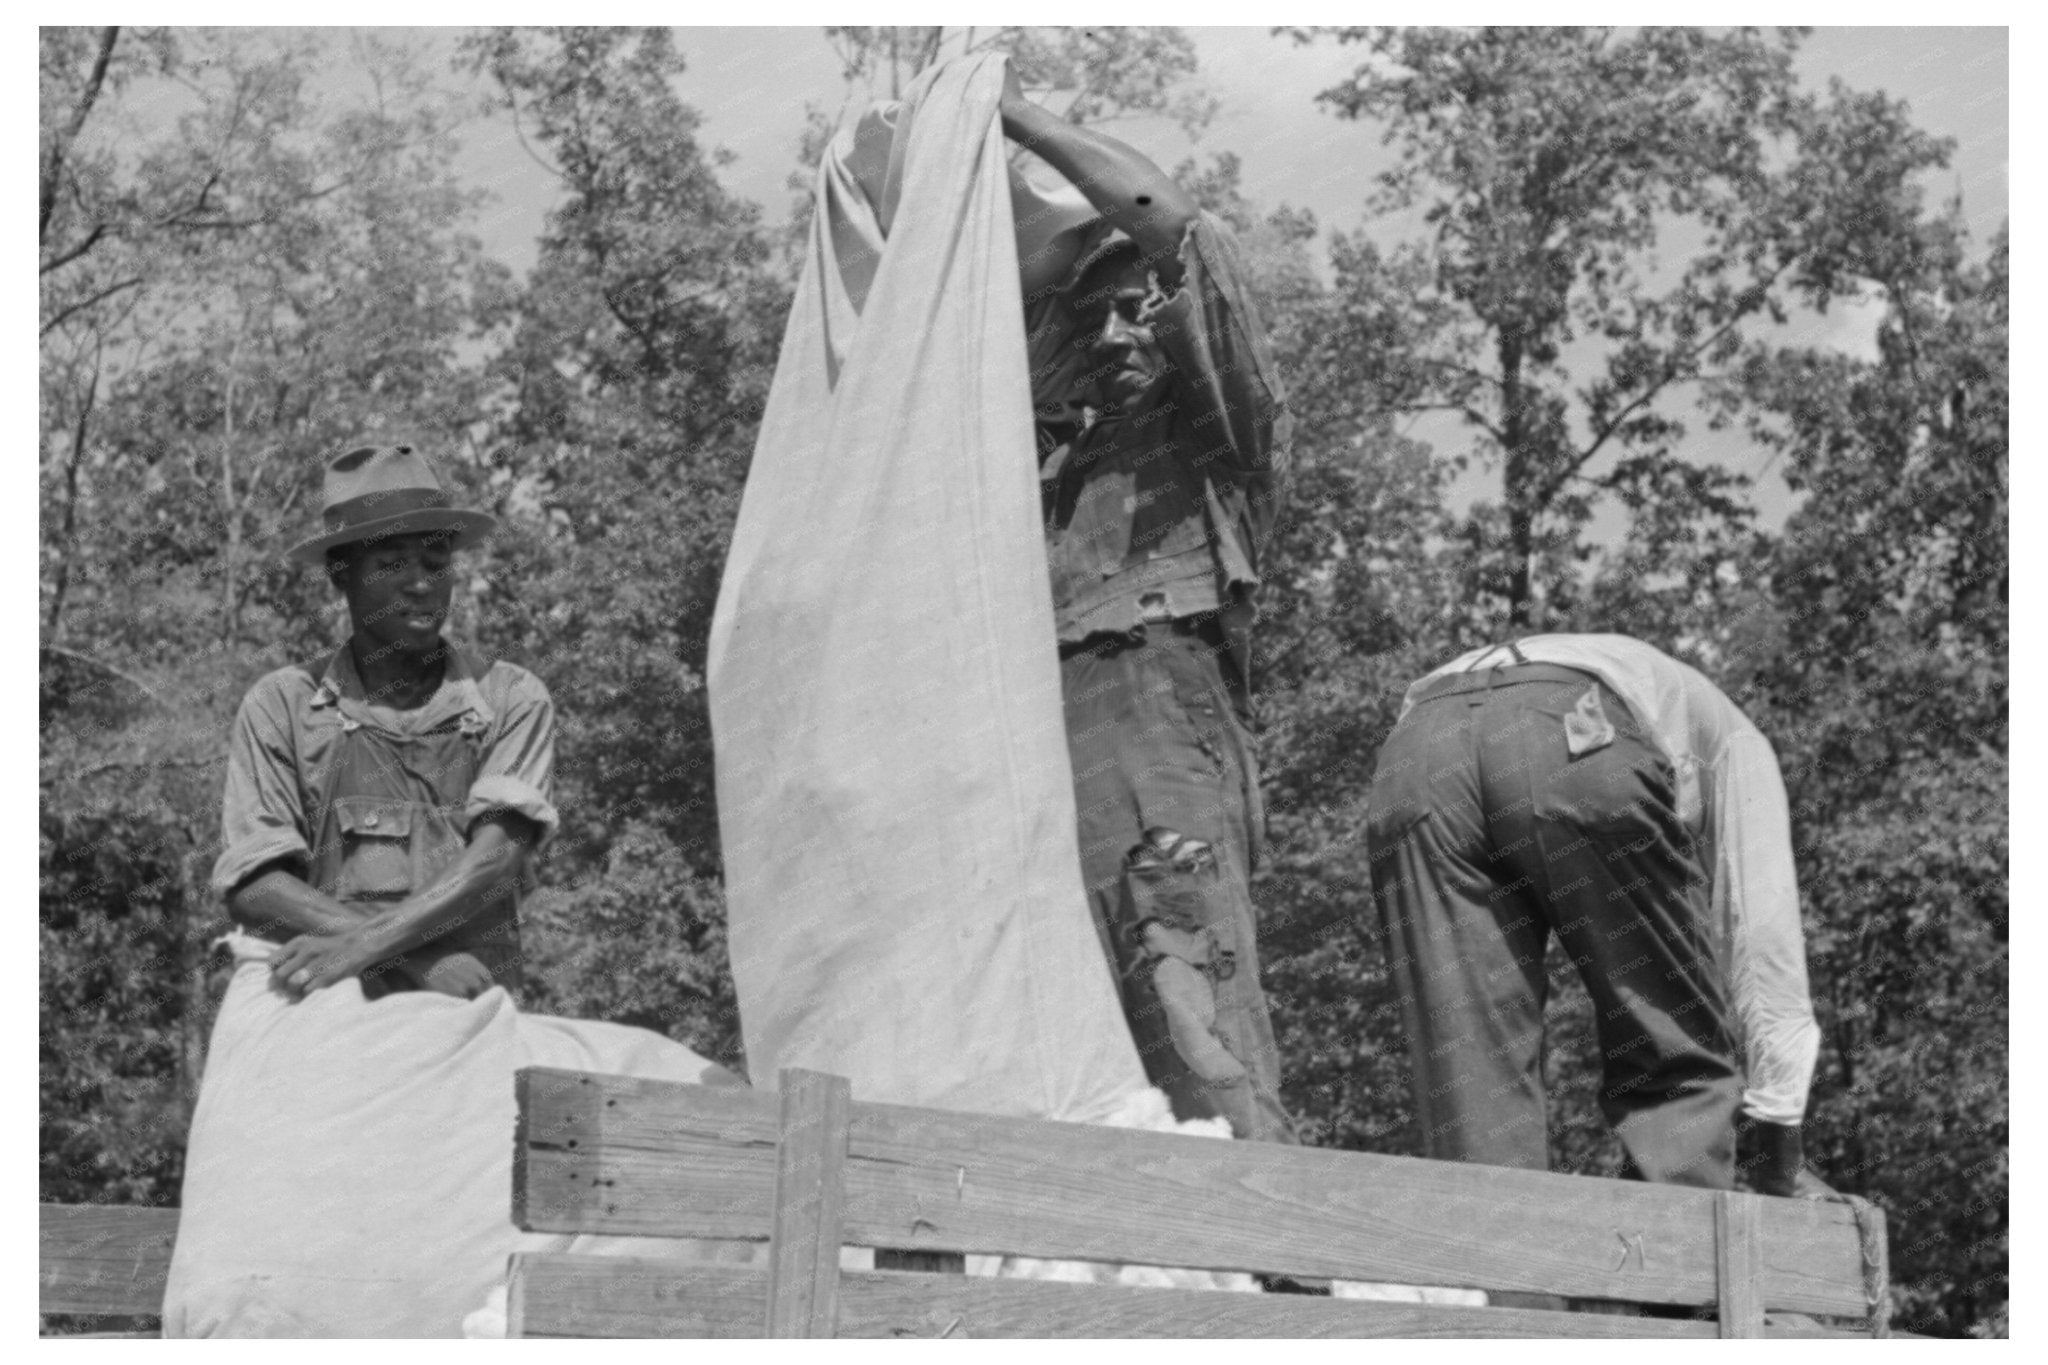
top-left (708, 54), bottom-right (1149, 1123)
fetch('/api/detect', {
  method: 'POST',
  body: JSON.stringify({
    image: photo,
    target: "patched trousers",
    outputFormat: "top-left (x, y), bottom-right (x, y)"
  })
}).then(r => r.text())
top-left (1364, 664), bottom-right (1739, 1188)
top-left (1060, 620), bottom-right (1295, 1144)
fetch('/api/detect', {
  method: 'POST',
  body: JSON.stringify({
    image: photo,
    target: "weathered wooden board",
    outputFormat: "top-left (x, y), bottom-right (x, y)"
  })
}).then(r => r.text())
top-left (40, 1203), bottom-right (178, 1317)
top-left (510, 1067), bottom-right (1869, 1315)
top-left (507, 1257), bottom-right (766, 1338)
top-left (515, 1067), bottom-right (780, 1240)
top-left (507, 1256), bottom-right (1870, 1340)
top-left (763, 1069), bottom-right (849, 1337)
top-left (1716, 1191), bottom-right (1766, 1337)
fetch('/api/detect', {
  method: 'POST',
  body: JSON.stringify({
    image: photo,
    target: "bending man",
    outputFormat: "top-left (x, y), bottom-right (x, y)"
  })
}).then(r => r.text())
top-left (1365, 633), bottom-right (1832, 1195)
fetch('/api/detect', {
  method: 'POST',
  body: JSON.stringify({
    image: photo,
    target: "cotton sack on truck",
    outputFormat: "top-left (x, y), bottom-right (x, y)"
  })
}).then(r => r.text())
top-left (708, 54), bottom-right (1152, 1125)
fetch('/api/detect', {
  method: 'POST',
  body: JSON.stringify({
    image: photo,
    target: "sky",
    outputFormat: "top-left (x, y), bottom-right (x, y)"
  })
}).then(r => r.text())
top-left (437, 25), bottom-right (2008, 533)
top-left (27, 22), bottom-right (2014, 542)
top-left (461, 26), bottom-right (2009, 277)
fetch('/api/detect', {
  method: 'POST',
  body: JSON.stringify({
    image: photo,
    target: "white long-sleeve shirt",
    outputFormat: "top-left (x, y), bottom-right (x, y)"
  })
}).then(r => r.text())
top-left (1406, 634), bottom-right (1820, 1125)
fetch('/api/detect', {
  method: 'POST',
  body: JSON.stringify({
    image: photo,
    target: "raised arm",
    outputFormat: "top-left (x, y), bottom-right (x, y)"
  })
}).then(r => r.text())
top-left (997, 65), bottom-right (1196, 281)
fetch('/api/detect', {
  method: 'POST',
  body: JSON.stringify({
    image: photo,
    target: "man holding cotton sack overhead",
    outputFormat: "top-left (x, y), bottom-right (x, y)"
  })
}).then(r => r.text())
top-left (710, 56), bottom-right (1296, 1145)
top-left (998, 67), bottom-right (1298, 1143)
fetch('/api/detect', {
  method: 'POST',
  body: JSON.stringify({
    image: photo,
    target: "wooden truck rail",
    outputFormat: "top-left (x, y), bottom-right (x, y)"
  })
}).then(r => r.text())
top-left (39, 1203), bottom-right (177, 1334)
top-left (505, 1066), bottom-right (1893, 1339)
top-left (38, 1064), bottom-right (1895, 1338)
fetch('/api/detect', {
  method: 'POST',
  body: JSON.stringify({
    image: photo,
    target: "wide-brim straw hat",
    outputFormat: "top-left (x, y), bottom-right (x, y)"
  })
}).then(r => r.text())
top-left (286, 443), bottom-right (498, 566)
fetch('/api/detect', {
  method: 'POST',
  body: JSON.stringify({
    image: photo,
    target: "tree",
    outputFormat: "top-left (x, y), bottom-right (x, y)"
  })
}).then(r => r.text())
top-left (42, 27), bottom-right (502, 669)
top-left (1267, 44), bottom-right (2006, 1323)
top-left (459, 26), bottom-right (789, 1070)
top-left (1722, 220), bottom-right (2007, 1337)
top-left (821, 26), bottom-right (1216, 135)
top-left (40, 26), bottom-right (505, 1219)
top-left (1158, 145), bottom-right (1457, 1149)
top-left (1294, 26), bottom-right (1954, 631)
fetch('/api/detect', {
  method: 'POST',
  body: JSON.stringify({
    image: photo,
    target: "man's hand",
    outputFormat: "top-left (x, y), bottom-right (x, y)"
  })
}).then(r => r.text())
top-left (1737, 1116), bottom-right (1848, 1200)
top-left (269, 923), bottom-right (393, 1000)
top-left (1791, 1167), bottom-right (1850, 1203)
top-left (410, 951), bottom-right (497, 1001)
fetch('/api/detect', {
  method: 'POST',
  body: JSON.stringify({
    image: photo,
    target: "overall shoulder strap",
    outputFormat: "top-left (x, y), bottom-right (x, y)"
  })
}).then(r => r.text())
top-left (1464, 639), bottom-right (1530, 672)
top-left (296, 648), bottom-right (342, 689)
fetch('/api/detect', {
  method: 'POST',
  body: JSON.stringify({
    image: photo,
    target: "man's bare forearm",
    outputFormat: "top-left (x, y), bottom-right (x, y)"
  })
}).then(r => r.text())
top-left (347, 816), bottom-right (535, 962)
top-left (998, 91), bottom-right (1196, 272)
top-left (228, 868), bottom-right (373, 939)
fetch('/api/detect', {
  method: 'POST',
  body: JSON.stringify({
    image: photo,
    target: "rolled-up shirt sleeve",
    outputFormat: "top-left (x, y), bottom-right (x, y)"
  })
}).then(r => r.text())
top-left (1711, 723), bottom-right (1821, 1125)
top-left (467, 670), bottom-right (559, 851)
top-left (1146, 212), bottom-right (1290, 480)
top-left (212, 677), bottom-right (314, 897)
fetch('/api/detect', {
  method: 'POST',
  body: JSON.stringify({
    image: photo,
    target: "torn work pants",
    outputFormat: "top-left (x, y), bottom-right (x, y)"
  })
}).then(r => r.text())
top-left (1060, 621), bottom-right (1295, 1143)
top-left (1364, 664), bottom-right (1739, 1188)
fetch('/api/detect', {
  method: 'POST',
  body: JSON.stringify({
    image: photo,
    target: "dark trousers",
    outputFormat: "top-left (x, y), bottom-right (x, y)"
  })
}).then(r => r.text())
top-left (1364, 665), bottom-right (1739, 1188)
top-left (1059, 623), bottom-right (1295, 1143)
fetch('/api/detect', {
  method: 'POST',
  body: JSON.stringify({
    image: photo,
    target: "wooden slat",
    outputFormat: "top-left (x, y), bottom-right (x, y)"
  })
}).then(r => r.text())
top-left (1716, 1192), bottom-right (1766, 1337)
top-left (510, 1068), bottom-right (1869, 1315)
top-left (510, 1257), bottom-right (766, 1338)
top-left (514, 1067), bottom-right (779, 1240)
top-left (764, 1069), bottom-right (849, 1337)
top-left (507, 1256), bottom-right (1873, 1340)
top-left (40, 1204), bottom-right (178, 1317)
top-left (1858, 1200), bottom-right (1892, 1337)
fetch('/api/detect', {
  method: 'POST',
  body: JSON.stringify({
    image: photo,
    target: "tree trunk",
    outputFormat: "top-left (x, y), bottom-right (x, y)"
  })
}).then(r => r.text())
top-left (177, 850), bottom-right (213, 1108)
top-left (218, 342), bottom-right (243, 648)
top-left (40, 26), bottom-right (120, 247)
top-left (44, 359), bottom-right (98, 643)
top-left (1499, 329), bottom-right (1535, 629)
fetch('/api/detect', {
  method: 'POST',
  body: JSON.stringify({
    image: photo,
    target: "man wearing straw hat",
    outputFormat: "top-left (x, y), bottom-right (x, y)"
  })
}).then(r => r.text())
top-left (215, 441), bottom-right (555, 1000)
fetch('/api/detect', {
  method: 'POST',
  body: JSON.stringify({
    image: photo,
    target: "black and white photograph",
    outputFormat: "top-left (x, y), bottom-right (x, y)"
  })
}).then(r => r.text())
top-left (36, 20), bottom-right (2009, 1340)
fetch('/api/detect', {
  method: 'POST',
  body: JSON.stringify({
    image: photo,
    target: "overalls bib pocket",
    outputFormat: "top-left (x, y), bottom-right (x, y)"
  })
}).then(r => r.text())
top-left (331, 796), bottom-right (421, 902)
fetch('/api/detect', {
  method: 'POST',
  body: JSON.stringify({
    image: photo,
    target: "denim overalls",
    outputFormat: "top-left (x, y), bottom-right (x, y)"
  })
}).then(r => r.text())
top-left (291, 649), bottom-right (523, 998)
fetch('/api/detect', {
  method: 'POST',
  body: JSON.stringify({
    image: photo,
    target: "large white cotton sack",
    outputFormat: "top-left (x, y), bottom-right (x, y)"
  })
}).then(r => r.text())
top-left (164, 938), bottom-right (735, 1338)
top-left (708, 53), bottom-right (1149, 1126)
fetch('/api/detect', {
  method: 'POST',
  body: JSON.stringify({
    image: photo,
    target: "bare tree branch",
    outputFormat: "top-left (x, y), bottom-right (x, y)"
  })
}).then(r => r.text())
top-left (66, 756), bottom-right (223, 784)
top-left (1539, 276), bottom-right (1782, 508)
top-left (39, 643), bottom-right (155, 702)
top-left (40, 275), bottom-right (142, 336)
top-left (41, 26), bottom-right (120, 245)
top-left (43, 357), bottom-right (100, 642)
top-left (40, 222), bottom-right (108, 276)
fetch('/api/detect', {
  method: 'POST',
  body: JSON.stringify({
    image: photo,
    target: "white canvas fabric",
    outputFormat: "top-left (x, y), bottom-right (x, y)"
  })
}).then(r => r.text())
top-left (709, 54), bottom-right (1150, 1123)
top-left (163, 937), bottom-right (740, 1337)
